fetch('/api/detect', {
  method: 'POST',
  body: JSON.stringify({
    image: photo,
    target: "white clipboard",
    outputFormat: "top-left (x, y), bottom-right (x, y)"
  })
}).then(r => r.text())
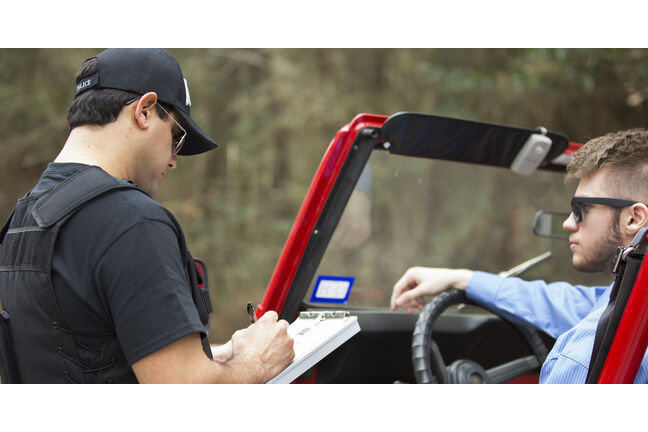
top-left (266, 311), bottom-right (361, 384)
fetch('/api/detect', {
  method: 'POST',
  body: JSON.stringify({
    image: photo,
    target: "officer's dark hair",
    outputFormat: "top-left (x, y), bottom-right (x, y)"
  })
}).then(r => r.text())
top-left (67, 57), bottom-right (169, 130)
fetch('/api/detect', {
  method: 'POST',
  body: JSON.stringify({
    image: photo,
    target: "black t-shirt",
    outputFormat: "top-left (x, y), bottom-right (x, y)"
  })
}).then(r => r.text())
top-left (30, 163), bottom-right (206, 366)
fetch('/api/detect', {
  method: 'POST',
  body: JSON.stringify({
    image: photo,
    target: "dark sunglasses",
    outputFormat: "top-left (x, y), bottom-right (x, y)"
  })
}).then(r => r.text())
top-left (570, 197), bottom-right (639, 223)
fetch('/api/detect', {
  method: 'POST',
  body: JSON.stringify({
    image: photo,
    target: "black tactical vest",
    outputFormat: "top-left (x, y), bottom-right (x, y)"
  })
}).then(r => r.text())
top-left (0, 166), bottom-right (213, 383)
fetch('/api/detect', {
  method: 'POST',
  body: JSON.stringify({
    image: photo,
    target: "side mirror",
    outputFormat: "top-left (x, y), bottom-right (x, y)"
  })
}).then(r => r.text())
top-left (533, 211), bottom-right (570, 240)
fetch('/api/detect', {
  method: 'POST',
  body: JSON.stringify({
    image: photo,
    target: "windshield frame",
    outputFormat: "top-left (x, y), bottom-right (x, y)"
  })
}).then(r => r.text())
top-left (258, 112), bottom-right (577, 321)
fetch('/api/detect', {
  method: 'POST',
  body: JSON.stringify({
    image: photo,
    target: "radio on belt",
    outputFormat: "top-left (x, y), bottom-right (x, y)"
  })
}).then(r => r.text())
top-left (510, 127), bottom-right (552, 176)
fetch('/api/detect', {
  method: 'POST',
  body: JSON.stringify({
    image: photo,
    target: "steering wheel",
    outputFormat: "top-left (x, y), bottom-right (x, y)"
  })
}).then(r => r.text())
top-left (412, 289), bottom-right (548, 384)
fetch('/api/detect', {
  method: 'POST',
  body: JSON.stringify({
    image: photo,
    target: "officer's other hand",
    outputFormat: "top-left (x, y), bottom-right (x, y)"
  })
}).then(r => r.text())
top-left (211, 340), bottom-right (233, 363)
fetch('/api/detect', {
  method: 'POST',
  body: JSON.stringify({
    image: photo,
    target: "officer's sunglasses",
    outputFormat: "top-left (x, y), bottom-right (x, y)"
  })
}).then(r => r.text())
top-left (125, 96), bottom-right (187, 155)
top-left (570, 196), bottom-right (639, 223)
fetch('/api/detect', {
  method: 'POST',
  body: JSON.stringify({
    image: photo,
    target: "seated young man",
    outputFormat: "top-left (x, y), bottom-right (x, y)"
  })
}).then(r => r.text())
top-left (391, 128), bottom-right (648, 383)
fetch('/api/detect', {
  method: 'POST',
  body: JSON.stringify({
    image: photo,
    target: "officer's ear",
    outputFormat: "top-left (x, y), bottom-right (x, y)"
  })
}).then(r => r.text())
top-left (132, 92), bottom-right (158, 130)
top-left (623, 203), bottom-right (648, 238)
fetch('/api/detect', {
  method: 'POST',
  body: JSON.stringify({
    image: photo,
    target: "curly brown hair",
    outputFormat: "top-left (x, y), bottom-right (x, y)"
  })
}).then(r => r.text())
top-left (566, 129), bottom-right (648, 201)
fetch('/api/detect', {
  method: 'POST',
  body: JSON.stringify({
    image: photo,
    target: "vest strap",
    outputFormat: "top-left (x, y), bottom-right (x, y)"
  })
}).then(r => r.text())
top-left (32, 166), bottom-right (141, 228)
top-left (0, 210), bottom-right (15, 245)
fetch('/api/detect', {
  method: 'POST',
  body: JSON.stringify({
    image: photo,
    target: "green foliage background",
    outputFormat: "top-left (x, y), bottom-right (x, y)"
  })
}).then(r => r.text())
top-left (1, 48), bottom-right (648, 342)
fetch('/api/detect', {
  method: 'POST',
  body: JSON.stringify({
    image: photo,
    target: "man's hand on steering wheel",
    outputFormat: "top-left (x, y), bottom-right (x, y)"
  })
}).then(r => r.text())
top-left (390, 267), bottom-right (475, 313)
top-left (392, 266), bottom-right (549, 384)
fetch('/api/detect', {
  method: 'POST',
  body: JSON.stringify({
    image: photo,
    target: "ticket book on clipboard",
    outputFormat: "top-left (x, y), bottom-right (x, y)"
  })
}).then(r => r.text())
top-left (266, 311), bottom-right (361, 384)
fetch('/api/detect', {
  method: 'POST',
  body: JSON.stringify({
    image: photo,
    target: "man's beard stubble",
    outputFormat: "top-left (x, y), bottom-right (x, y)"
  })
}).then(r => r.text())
top-left (574, 209), bottom-right (623, 275)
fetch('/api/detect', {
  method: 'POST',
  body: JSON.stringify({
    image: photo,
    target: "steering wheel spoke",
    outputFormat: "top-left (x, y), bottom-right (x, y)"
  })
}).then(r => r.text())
top-left (485, 355), bottom-right (540, 384)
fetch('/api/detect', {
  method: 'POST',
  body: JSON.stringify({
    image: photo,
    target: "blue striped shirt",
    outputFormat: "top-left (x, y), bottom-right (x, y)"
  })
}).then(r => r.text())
top-left (466, 271), bottom-right (648, 383)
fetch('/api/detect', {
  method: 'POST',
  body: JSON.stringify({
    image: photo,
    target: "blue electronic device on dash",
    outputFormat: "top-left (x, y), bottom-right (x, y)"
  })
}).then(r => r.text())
top-left (310, 275), bottom-right (355, 304)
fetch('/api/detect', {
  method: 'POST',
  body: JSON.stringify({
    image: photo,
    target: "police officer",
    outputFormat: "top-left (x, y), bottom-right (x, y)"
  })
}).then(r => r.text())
top-left (0, 49), bottom-right (294, 383)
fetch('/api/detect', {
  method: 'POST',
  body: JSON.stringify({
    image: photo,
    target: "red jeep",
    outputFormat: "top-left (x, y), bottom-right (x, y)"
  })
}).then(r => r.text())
top-left (253, 112), bottom-right (648, 384)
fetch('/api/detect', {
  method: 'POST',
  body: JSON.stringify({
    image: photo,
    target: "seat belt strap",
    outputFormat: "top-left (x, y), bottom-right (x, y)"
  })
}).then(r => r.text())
top-left (586, 228), bottom-right (648, 383)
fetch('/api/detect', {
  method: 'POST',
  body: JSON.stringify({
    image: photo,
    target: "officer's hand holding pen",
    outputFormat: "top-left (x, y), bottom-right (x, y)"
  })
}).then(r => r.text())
top-left (231, 304), bottom-right (294, 382)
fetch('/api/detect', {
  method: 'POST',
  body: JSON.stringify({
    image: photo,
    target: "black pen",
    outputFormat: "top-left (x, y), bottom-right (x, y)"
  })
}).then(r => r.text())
top-left (247, 302), bottom-right (257, 324)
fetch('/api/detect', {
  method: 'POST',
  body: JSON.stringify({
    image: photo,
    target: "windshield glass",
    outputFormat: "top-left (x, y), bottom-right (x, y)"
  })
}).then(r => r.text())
top-left (304, 149), bottom-right (610, 308)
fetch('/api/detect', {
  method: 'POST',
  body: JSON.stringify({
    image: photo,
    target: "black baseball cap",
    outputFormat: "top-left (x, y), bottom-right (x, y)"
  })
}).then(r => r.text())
top-left (74, 48), bottom-right (218, 156)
